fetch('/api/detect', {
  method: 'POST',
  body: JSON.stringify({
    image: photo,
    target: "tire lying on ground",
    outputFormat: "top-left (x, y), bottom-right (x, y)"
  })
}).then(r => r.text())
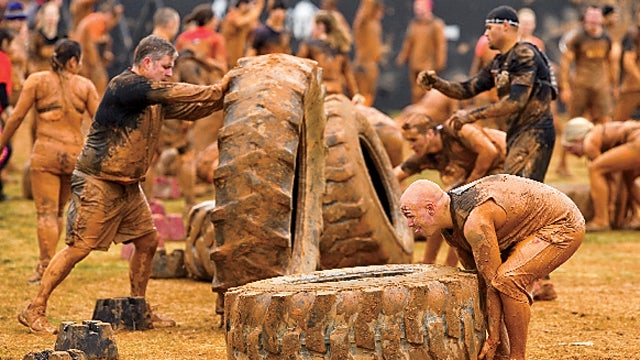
top-left (320, 94), bottom-right (413, 269)
top-left (183, 200), bottom-right (216, 280)
top-left (210, 54), bottom-right (326, 297)
top-left (225, 264), bottom-right (486, 359)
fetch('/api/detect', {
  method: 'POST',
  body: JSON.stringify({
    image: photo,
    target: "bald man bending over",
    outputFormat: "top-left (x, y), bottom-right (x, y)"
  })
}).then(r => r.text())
top-left (400, 174), bottom-right (584, 360)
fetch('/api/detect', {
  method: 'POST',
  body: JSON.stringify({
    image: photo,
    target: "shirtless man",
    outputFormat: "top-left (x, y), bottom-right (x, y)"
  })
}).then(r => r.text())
top-left (400, 175), bottom-right (584, 360)
top-left (563, 117), bottom-right (640, 231)
top-left (221, 0), bottom-right (264, 67)
top-left (0, 39), bottom-right (99, 284)
top-left (352, 0), bottom-right (384, 106)
top-left (72, 2), bottom-right (123, 96)
top-left (395, 113), bottom-right (506, 267)
top-left (396, 0), bottom-right (447, 104)
top-left (16, 35), bottom-right (230, 334)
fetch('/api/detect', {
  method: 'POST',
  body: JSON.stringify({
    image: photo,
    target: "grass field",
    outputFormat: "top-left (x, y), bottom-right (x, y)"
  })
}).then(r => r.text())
top-left (1, 131), bottom-right (639, 359)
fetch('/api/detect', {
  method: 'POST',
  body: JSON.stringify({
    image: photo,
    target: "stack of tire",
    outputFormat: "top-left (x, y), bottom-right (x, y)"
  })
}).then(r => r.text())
top-left (184, 54), bottom-right (413, 286)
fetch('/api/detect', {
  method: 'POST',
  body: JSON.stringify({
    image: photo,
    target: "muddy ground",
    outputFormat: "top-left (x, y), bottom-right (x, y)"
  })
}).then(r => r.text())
top-left (1, 135), bottom-right (639, 359)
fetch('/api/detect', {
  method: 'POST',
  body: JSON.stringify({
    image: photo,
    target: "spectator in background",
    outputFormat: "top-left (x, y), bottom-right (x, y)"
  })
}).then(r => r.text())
top-left (221, 0), bottom-right (264, 67)
top-left (321, 0), bottom-right (350, 45)
top-left (72, 1), bottom-right (124, 96)
top-left (517, 7), bottom-right (544, 50)
top-left (560, 6), bottom-right (614, 126)
top-left (28, 2), bottom-right (65, 74)
top-left (69, 0), bottom-right (98, 35)
top-left (396, 0), bottom-right (447, 104)
top-left (246, 0), bottom-right (291, 56)
top-left (175, 4), bottom-right (227, 74)
top-left (0, 27), bottom-right (13, 202)
top-left (352, 0), bottom-right (384, 107)
top-left (614, 6), bottom-right (640, 122)
top-left (151, 6), bottom-right (180, 43)
top-left (2, 1), bottom-right (29, 106)
top-left (297, 10), bottom-right (361, 102)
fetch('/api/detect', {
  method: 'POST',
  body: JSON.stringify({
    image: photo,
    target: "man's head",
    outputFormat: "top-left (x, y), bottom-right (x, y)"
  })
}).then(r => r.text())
top-left (2, 1), bottom-right (27, 31)
top-left (184, 4), bottom-right (215, 27)
top-left (562, 117), bottom-right (594, 157)
top-left (400, 179), bottom-right (450, 236)
top-left (413, 0), bottom-right (432, 21)
top-left (132, 35), bottom-right (178, 81)
top-left (153, 7), bottom-right (180, 41)
top-left (401, 113), bottom-right (441, 156)
top-left (484, 5), bottom-right (519, 52)
top-left (583, 5), bottom-right (603, 36)
top-left (517, 7), bottom-right (536, 37)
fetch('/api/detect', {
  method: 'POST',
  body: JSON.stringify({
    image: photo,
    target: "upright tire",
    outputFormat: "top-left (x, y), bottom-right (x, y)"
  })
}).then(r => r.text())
top-left (211, 54), bottom-right (326, 294)
top-left (355, 103), bottom-right (404, 167)
top-left (320, 94), bottom-right (413, 269)
top-left (183, 200), bottom-right (216, 280)
top-left (225, 264), bottom-right (486, 359)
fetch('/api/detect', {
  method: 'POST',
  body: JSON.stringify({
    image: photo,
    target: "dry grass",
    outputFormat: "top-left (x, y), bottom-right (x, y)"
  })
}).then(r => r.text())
top-left (1, 131), bottom-right (639, 359)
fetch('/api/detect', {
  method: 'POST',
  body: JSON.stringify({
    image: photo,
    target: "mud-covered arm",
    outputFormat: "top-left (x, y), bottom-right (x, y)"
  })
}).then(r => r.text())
top-left (395, 23), bottom-right (414, 65)
top-left (342, 56), bottom-right (360, 98)
top-left (583, 128), bottom-right (602, 160)
top-left (0, 75), bottom-right (37, 151)
top-left (457, 124), bottom-right (500, 183)
top-left (419, 67), bottom-right (494, 100)
top-left (463, 201), bottom-right (505, 352)
top-left (161, 75), bottom-right (230, 120)
top-left (147, 74), bottom-right (230, 105)
top-left (622, 49), bottom-right (640, 86)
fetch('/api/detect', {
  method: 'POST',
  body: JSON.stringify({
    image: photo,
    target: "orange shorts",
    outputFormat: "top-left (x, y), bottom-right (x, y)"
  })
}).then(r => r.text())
top-left (65, 171), bottom-right (156, 251)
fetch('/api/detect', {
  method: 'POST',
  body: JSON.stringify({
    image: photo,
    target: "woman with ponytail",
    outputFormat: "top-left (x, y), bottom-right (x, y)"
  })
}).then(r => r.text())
top-left (0, 39), bottom-right (99, 284)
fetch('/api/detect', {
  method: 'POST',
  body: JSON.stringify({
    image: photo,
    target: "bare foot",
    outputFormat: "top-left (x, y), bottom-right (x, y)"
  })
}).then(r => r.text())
top-left (585, 221), bottom-right (610, 232)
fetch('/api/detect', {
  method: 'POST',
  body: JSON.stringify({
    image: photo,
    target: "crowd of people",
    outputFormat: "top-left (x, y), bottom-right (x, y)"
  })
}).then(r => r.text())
top-left (0, 0), bottom-right (637, 358)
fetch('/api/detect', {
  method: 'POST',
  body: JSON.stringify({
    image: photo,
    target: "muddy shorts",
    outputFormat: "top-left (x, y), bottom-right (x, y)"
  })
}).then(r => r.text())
top-left (492, 214), bottom-right (584, 304)
top-left (505, 125), bottom-right (555, 182)
top-left (65, 171), bottom-right (156, 251)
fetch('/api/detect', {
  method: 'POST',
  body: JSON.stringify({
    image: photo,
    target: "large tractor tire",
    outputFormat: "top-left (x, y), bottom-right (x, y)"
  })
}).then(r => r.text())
top-left (225, 264), bottom-right (486, 359)
top-left (183, 200), bottom-right (216, 280)
top-left (210, 54), bottom-right (326, 295)
top-left (320, 94), bottom-right (413, 269)
top-left (355, 103), bottom-right (404, 167)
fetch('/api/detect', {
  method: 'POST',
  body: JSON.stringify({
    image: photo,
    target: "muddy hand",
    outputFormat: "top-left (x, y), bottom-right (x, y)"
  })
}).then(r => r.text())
top-left (417, 70), bottom-right (437, 91)
top-left (478, 337), bottom-right (498, 360)
top-left (445, 111), bottom-right (467, 132)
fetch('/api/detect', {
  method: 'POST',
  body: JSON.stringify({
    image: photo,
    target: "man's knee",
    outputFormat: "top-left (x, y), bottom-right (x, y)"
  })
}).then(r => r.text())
top-left (131, 232), bottom-right (159, 252)
top-left (491, 272), bottom-right (532, 304)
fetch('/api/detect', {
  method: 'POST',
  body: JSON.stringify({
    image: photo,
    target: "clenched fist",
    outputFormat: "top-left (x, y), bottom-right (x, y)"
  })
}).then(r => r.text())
top-left (417, 70), bottom-right (438, 90)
